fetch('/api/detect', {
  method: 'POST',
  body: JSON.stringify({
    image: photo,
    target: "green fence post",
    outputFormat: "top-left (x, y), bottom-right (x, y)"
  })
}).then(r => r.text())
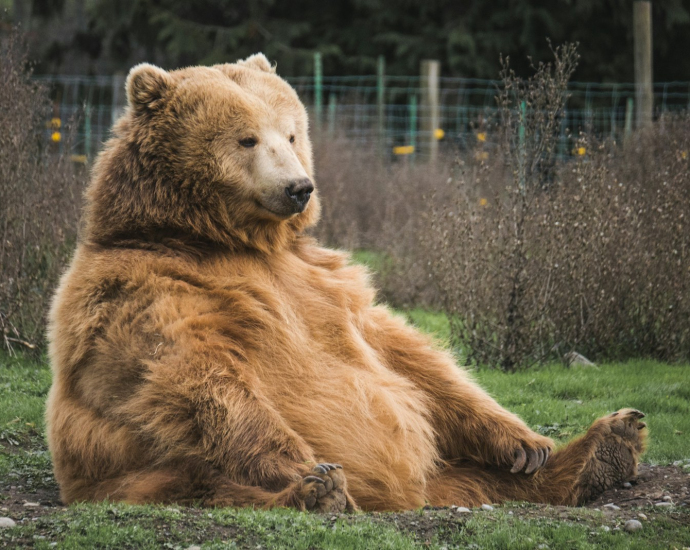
top-left (314, 52), bottom-right (323, 130)
top-left (610, 84), bottom-right (619, 139)
top-left (328, 93), bottom-right (337, 136)
top-left (518, 100), bottom-right (526, 193)
top-left (377, 55), bottom-right (386, 153)
top-left (409, 94), bottom-right (417, 162)
top-left (85, 102), bottom-right (92, 162)
top-left (624, 97), bottom-right (634, 139)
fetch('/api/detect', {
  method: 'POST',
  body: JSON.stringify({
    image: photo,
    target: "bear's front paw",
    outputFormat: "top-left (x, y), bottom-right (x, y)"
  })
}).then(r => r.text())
top-left (507, 434), bottom-right (554, 475)
top-left (293, 463), bottom-right (357, 513)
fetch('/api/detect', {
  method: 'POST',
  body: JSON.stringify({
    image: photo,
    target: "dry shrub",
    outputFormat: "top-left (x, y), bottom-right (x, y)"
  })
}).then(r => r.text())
top-left (546, 122), bottom-right (690, 362)
top-left (0, 31), bottom-right (84, 353)
top-left (423, 45), bottom-right (690, 369)
top-left (312, 134), bottom-right (451, 307)
top-left (425, 44), bottom-right (580, 370)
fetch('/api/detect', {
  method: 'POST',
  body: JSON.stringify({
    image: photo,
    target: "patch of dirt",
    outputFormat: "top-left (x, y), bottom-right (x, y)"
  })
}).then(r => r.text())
top-left (588, 463), bottom-right (690, 510)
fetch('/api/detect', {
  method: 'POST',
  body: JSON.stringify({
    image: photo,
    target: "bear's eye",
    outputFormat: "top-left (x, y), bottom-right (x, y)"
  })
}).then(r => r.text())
top-left (239, 137), bottom-right (258, 148)
top-left (289, 135), bottom-right (295, 144)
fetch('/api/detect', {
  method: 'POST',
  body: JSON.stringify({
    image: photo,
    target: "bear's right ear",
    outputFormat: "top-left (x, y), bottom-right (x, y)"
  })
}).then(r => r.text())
top-left (126, 63), bottom-right (173, 112)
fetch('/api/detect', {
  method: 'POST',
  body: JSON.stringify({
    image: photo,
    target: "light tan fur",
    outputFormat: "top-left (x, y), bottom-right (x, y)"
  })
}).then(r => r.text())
top-left (46, 55), bottom-right (646, 512)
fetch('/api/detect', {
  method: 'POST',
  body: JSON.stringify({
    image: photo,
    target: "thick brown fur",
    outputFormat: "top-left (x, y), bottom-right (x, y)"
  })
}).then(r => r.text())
top-left (46, 55), bottom-right (647, 512)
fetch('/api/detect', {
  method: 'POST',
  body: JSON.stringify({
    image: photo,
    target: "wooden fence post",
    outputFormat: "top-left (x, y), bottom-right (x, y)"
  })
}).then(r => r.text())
top-left (633, 1), bottom-right (653, 128)
top-left (420, 59), bottom-right (440, 162)
top-left (377, 55), bottom-right (386, 154)
top-left (314, 52), bottom-right (323, 130)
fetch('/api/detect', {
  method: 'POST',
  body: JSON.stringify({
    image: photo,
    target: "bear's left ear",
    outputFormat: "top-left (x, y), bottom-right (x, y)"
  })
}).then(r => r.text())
top-left (126, 63), bottom-right (173, 111)
top-left (236, 53), bottom-right (276, 74)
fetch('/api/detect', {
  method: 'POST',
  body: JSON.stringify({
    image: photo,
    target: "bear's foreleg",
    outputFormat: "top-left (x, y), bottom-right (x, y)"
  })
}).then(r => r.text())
top-left (362, 306), bottom-right (552, 473)
top-left (117, 355), bottom-right (356, 510)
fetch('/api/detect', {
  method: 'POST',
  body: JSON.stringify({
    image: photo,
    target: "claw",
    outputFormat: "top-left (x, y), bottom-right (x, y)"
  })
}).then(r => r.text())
top-left (544, 447), bottom-right (550, 466)
top-left (525, 448), bottom-right (540, 474)
top-left (638, 422), bottom-right (647, 429)
top-left (511, 447), bottom-right (527, 473)
top-left (313, 465), bottom-right (328, 474)
top-left (303, 475), bottom-right (325, 484)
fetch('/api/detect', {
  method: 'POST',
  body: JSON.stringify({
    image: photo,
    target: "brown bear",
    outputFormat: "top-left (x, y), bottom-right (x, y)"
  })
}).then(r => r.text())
top-left (46, 54), bottom-right (646, 512)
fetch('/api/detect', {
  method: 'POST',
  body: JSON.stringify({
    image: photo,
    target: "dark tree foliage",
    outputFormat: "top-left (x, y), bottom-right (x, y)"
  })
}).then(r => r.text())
top-left (9, 0), bottom-right (690, 80)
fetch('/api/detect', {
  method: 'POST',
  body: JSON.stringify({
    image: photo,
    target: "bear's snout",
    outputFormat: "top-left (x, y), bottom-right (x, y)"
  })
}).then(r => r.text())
top-left (285, 178), bottom-right (314, 212)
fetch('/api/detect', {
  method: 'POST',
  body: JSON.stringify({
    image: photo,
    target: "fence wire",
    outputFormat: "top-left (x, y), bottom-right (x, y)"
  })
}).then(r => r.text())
top-left (35, 74), bottom-right (690, 162)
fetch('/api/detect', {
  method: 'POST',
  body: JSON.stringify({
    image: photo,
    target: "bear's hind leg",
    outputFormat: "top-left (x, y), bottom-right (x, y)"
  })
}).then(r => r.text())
top-left (426, 408), bottom-right (647, 507)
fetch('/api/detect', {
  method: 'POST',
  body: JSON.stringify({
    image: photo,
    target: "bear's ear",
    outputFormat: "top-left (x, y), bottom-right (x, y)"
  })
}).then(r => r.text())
top-left (126, 63), bottom-right (173, 111)
top-left (236, 53), bottom-right (276, 74)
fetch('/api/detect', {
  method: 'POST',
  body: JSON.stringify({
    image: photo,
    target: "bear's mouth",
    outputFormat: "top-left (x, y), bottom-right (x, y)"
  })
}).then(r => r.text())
top-left (256, 188), bottom-right (311, 219)
top-left (256, 200), bottom-right (301, 219)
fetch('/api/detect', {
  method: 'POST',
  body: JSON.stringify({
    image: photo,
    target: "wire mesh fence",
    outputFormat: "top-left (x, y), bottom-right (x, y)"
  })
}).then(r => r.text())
top-left (35, 73), bottom-right (690, 162)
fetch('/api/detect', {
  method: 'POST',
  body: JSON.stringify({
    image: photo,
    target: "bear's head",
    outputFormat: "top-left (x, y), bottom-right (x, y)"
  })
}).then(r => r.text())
top-left (85, 54), bottom-right (319, 253)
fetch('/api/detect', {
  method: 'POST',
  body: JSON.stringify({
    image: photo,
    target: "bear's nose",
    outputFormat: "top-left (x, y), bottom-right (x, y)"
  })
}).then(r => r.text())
top-left (285, 178), bottom-right (314, 211)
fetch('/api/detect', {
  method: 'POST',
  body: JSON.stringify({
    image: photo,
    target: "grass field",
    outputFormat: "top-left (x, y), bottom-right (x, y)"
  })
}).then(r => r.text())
top-left (1, 310), bottom-right (689, 548)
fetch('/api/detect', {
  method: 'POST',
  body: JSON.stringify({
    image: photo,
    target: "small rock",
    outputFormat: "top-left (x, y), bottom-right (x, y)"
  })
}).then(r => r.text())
top-left (622, 482), bottom-right (632, 489)
top-left (624, 519), bottom-right (643, 533)
top-left (481, 504), bottom-right (494, 511)
top-left (455, 507), bottom-right (471, 513)
top-left (603, 503), bottom-right (621, 511)
top-left (601, 526), bottom-right (610, 532)
top-left (0, 518), bottom-right (16, 529)
top-left (662, 495), bottom-right (673, 502)
top-left (565, 351), bottom-right (597, 369)
top-left (186, 546), bottom-right (202, 550)
top-left (23, 502), bottom-right (40, 508)
top-left (682, 464), bottom-right (690, 473)
top-left (638, 513), bottom-right (647, 520)
top-left (673, 460), bottom-right (684, 467)
top-left (537, 544), bottom-right (549, 549)
top-left (655, 501), bottom-right (673, 508)
top-left (330, 516), bottom-right (337, 521)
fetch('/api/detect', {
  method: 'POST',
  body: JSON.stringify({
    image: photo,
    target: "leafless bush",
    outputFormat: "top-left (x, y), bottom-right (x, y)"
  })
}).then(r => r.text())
top-left (312, 134), bottom-right (452, 307)
top-left (423, 44), bottom-right (690, 370)
top-left (0, 31), bottom-right (84, 353)
top-left (425, 44), bottom-right (580, 370)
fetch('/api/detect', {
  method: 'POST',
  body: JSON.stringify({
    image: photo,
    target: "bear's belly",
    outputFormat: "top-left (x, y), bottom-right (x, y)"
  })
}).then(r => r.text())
top-left (255, 345), bottom-right (439, 509)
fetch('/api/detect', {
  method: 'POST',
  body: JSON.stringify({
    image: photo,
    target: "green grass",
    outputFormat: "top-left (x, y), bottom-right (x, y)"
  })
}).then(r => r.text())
top-left (1, 499), bottom-right (688, 549)
top-left (1, 317), bottom-right (689, 547)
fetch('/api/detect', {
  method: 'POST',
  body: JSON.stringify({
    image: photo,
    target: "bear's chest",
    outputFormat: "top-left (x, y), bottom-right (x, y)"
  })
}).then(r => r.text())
top-left (215, 257), bottom-right (439, 491)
